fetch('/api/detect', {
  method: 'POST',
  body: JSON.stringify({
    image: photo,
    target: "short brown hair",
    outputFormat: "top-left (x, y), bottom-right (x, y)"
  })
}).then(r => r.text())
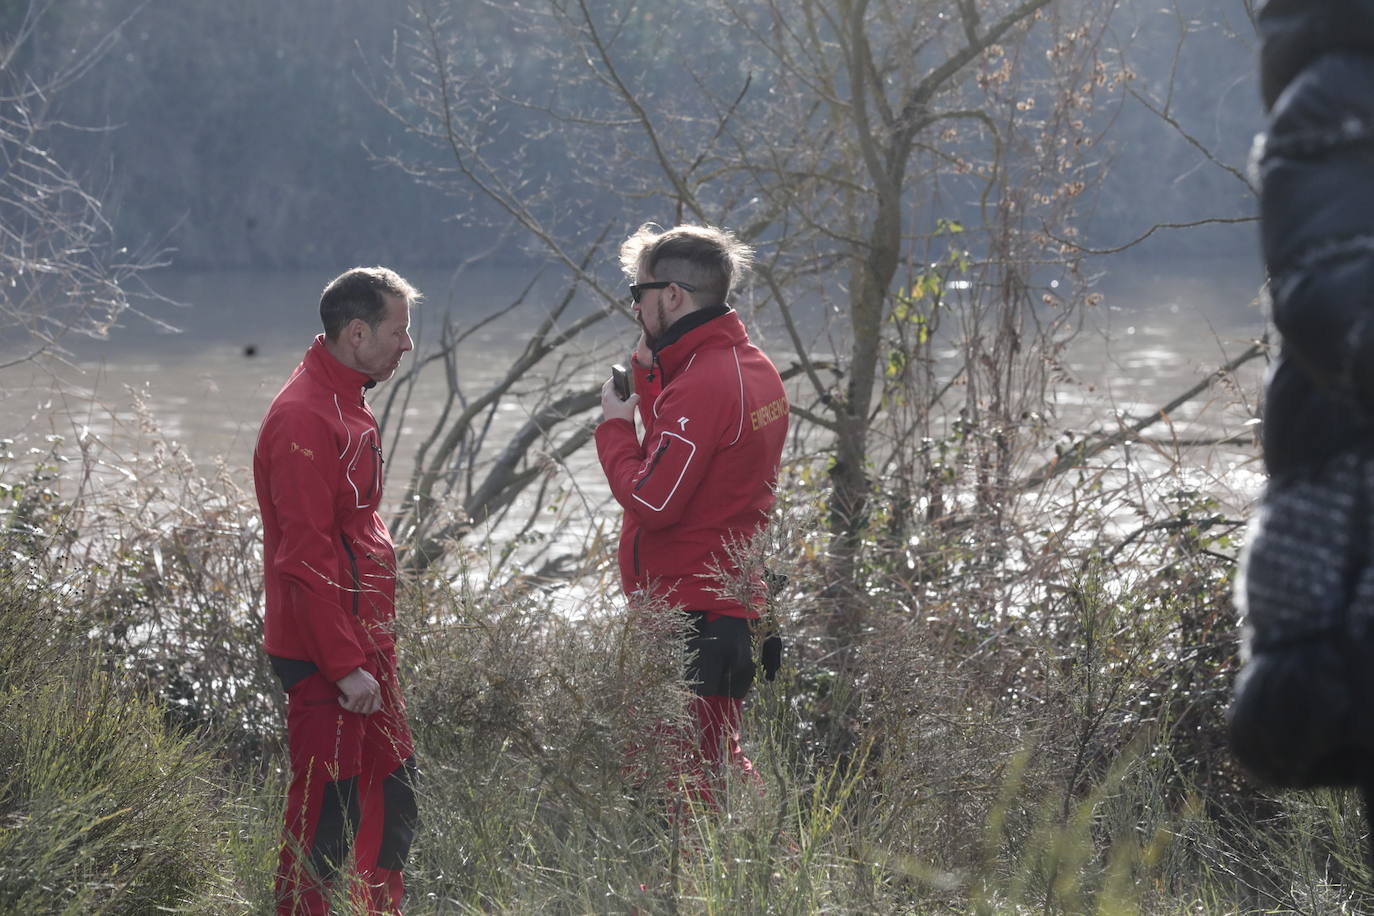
top-left (319, 267), bottom-right (421, 340)
top-left (620, 224), bottom-right (754, 307)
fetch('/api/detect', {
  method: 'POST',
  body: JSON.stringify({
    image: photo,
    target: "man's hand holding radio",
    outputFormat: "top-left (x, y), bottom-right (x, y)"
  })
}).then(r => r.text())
top-left (601, 373), bottom-right (639, 423)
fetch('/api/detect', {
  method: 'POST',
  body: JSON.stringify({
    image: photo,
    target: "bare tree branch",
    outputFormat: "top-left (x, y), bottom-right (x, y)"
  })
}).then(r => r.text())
top-left (1043, 215), bottom-right (1256, 255)
top-left (1019, 340), bottom-right (1266, 492)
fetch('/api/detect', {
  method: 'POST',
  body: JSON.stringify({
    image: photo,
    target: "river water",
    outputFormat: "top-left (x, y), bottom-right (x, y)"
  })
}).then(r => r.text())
top-left (0, 260), bottom-right (1270, 537)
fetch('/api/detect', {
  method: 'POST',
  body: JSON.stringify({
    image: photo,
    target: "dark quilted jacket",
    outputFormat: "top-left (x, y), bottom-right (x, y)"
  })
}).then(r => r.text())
top-left (1230, 0), bottom-right (1374, 787)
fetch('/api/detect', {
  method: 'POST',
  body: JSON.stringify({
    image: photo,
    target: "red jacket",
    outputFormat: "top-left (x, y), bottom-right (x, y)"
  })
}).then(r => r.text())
top-left (596, 307), bottom-right (789, 617)
top-left (254, 337), bottom-right (398, 683)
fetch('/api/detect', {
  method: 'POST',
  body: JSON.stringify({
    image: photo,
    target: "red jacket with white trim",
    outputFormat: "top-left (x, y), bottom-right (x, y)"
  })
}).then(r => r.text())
top-left (254, 337), bottom-right (398, 683)
top-left (595, 307), bottom-right (789, 617)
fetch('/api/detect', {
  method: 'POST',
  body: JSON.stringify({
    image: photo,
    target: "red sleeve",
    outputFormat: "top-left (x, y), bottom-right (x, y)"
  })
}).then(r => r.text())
top-left (262, 407), bottom-right (366, 682)
top-left (596, 378), bottom-right (723, 532)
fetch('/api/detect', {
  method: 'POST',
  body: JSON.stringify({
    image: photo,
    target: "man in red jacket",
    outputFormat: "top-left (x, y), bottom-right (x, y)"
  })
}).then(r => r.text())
top-left (596, 224), bottom-right (789, 803)
top-left (254, 267), bottom-right (420, 915)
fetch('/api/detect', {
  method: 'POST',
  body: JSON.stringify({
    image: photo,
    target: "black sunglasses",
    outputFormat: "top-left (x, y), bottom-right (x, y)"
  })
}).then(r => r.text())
top-left (629, 280), bottom-right (696, 304)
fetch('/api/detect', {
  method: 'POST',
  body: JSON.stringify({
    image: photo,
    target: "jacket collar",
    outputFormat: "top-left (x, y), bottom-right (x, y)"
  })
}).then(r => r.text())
top-left (652, 305), bottom-right (747, 379)
top-left (304, 335), bottom-right (377, 398)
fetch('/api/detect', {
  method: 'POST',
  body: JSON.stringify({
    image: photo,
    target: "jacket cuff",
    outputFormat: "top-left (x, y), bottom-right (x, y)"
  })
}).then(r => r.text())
top-left (595, 417), bottom-right (636, 438)
top-left (318, 652), bottom-right (367, 684)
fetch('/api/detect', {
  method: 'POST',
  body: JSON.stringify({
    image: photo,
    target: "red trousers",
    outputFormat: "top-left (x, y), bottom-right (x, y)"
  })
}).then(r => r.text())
top-left (276, 652), bottom-right (417, 915)
top-left (686, 694), bottom-right (760, 805)
top-left (680, 613), bottom-right (762, 805)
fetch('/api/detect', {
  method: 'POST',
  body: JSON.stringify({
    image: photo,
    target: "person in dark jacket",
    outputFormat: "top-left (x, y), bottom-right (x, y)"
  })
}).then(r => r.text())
top-left (597, 223), bottom-right (788, 803)
top-left (254, 267), bottom-right (420, 914)
top-left (1231, 0), bottom-right (1374, 862)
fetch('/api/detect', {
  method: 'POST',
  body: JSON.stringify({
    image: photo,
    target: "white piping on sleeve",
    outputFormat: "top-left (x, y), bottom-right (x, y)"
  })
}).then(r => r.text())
top-left (344, 440), bottom-right (366, 509)
top-left (727, 347), bottom-right (745, 447)
top-left (332, 395), bottom-right (352, 459)
top-left (334, 394), bottom-right (369, 508)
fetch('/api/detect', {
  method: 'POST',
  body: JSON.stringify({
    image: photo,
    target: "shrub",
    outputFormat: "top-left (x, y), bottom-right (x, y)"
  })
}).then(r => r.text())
top-left (0, 546), bottom-right (226, 914)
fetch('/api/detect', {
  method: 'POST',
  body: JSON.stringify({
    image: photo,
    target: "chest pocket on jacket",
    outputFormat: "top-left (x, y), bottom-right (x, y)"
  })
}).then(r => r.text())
top-left (632, 432), bottom-right (696, 513)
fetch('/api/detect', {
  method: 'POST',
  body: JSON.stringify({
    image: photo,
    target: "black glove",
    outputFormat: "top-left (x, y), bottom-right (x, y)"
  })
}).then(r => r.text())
top-left (761, 634), bottom-right (783, 681)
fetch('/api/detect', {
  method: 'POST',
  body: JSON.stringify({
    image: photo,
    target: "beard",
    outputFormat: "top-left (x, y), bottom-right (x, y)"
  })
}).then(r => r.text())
top-left (640, 300), bottom-right (669, 349)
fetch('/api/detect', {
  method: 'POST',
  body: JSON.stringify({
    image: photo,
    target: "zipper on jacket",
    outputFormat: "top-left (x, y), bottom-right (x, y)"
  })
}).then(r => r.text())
top-left (365, 442), bottom-right (383, 503)
top-left (340, 534), bottom-right (361, 616)
top-left (633, 529), bottom-right (642, 578)
top-left (634, 440), bottom-right (672, 492)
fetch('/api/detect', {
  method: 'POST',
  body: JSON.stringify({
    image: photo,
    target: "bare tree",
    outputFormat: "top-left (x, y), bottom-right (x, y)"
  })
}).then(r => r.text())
top-left (707, 0), bottom-right (1122, 640)
top-left (393, 2), bottom-right (1112, 597)
top-left (0, 0), bottom-right (167, 369)
top-left (370, 2), bottom-right (712, 575)
top-left (377, 1), bottom-right (1265, 659)
top-left (375, 255), bottom-right (614, 574)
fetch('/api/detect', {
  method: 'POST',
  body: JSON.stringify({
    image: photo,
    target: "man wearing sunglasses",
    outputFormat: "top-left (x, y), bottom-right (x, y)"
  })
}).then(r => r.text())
top-left (597, 223), bottom-right (789, 804)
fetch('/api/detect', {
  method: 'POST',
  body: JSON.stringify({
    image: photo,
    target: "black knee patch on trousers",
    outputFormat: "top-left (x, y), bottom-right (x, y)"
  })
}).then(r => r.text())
top-left (377, 757), bottom-right (419, 870)
top-left (312, 775), bottom-right (360, 881)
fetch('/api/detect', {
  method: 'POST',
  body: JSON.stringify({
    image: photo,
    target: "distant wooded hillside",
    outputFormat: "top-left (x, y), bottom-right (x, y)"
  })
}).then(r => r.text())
top-left (18, 0), bottom-right (1258, 271)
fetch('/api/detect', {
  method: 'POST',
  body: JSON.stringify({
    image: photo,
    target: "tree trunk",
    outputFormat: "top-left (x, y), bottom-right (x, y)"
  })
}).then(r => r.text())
top-left (824, 165), bottom-right (905, 646)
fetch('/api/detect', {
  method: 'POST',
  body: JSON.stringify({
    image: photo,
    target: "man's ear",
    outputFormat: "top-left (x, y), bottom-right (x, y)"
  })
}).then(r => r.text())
top-left (669, 282), bottom-right (692, 314)
top-left (344, 317), bottom-right (369, 344)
